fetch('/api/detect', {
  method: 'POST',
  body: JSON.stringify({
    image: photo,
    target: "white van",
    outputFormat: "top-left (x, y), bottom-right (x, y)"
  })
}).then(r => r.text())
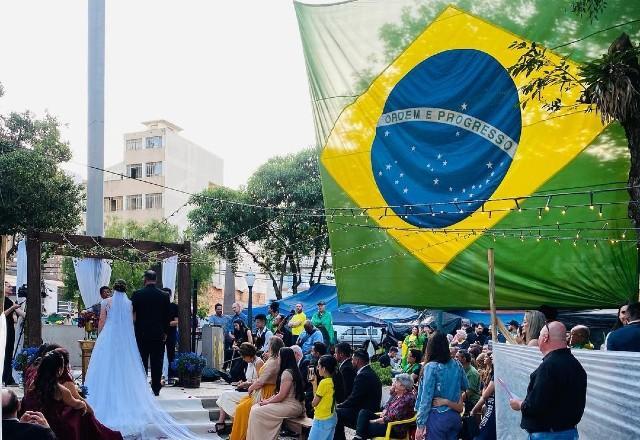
top-left (337, 327), bottom-right (384, 348)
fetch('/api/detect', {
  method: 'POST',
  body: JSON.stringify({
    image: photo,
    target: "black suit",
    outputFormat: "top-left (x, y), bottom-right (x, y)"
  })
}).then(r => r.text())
top-left (2, 419), bottom-right (57, 440)
top-left (131, 283), bottom-right (170, 395)
top-left (334, 364), bottom-right (382, 440)
top-left (339, 359), bottom-right (356, 400)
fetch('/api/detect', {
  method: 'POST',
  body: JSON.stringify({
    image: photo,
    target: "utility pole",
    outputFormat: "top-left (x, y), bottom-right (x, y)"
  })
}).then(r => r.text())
top-left (86, 0), bottom-right (105, 236)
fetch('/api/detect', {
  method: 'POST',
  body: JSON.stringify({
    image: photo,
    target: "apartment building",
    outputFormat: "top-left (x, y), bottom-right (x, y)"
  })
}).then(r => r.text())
top-left (103, 120), bottom-right (223, 230)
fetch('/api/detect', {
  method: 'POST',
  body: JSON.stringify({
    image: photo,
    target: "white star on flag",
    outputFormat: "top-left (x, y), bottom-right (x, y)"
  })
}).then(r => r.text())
top-left (433, 178), bottom-right (439, 185)
top-left (437, 153), bottom-right (442, 159)
top-left (378, 171), bottom-right (383, 176)
top-left (462, 188), bottom-right (466, 193)
top-left (486, 162), bottom-right (493, 169)
top-left (454, 197), bottom-right (458, 202)
top-left (395, 180), bottom-right (399, 185)
top-left (442, 160), bottom-right (447, 166)
top-left (427, 163), bottom-right (431, 168)
top-left (411, 146), bottom-right (416, 151)
top-left (385, 130), bottom-right (390, 137)
top-left (403, 187), bottom-right (408, 193)
top-left (386, 164), bottom-right (392, 170)
top-left (399, 173), bottom-right (404, 177)
top-left (456, 131), bottom-right (460, 136)
top-left (469, 193), bottom-right (474, 198)
top-left (490, 171), bottom-right (495, 176)
top-left (486, 179), bottom-right (490, 183)
top-left (449, 187), bottom-right (453, 192)
top-left (461, 103), bottom-right (468, 111)
top-left (472, 185), bottom-right (476, 189)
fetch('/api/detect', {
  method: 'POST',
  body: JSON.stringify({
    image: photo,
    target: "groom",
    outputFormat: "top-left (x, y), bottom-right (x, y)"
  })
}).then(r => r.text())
top-left (132, 270), bottom-right (171, 396)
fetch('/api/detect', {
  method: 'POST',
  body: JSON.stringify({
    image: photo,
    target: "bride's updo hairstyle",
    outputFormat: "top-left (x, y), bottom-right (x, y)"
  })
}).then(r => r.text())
top-left (113, 279), bottom-right (127, 292)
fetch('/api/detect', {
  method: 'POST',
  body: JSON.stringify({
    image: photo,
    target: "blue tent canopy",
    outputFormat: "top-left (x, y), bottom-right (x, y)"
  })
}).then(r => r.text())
top-left (450, 310), bottom-right (525, 326)
top-left (331, 307), bottom-right (388, 327)
top-left (251, 284), bottom-right (421, 324)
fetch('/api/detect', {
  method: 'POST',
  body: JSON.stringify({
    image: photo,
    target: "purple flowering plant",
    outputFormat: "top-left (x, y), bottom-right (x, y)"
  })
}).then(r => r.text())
top-left (171, 352), bottom-right (206, 376)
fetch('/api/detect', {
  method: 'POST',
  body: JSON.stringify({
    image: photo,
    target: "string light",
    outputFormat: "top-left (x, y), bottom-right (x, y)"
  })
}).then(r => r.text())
top-left (544, 196), bottom-right (551, 212)
top-left (589, 191), bottom-right (594, 210)
top-left (598, 205), bottom-right (603, 217)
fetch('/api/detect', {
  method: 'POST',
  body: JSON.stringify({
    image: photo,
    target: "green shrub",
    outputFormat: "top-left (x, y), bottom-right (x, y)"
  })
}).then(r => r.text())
top-left (370, 361), bottom-right (392, 385)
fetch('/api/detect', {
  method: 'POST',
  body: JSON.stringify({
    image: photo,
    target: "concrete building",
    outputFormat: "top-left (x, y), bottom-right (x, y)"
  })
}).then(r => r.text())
top-left (103, 120), bottom-right (223, 230)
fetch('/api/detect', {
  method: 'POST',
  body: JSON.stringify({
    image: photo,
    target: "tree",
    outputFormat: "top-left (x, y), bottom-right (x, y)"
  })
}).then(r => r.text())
top-left (189, 148), bottom-right (329, 299)
top-left (0, 84), bottom-right (84, 248)
top-left (61, 219), bottom-right (215, 307)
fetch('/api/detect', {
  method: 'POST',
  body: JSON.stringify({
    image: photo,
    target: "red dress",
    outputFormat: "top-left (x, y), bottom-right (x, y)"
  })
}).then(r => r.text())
top-left (21, 374), bottom-right (123, 440)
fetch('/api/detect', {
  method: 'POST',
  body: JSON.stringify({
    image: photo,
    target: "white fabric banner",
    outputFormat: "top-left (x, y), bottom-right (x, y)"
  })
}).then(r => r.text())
top-left (162, 256), bottom-right (178, 301)
top-left (72, 258), bottom-right (112, 308)
top-left (16, 239), bottom-right (27, 289)
top-left (493, 343), bottom-right (640, 440)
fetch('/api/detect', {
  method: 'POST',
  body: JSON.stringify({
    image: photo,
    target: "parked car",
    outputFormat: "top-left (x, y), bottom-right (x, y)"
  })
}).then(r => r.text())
top-left (337, 326), bottom-right (385, 348)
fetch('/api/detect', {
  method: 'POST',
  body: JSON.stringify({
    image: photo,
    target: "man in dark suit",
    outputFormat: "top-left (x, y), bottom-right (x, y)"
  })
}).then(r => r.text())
top-left (334, 349), bottom-right (382, 440)
top-left (607, 302), bottom-right (640, 352)
top-left (132, 270), bottom-right (171, 396)
top-left (334, 342), bottom-right (355, 399)
top-left (2, 389), bottom-right (56, 439)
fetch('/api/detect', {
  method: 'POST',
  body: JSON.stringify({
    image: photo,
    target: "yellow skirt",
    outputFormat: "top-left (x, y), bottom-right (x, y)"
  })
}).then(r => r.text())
top-left (229, 383), bottom-right (277, 440)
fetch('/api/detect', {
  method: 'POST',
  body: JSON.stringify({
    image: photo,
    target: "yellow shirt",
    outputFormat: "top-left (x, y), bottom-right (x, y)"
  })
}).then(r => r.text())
top-left (314, 377), bottom-right (335, 420)
top-left (290, 312), bottom-right (307, 336)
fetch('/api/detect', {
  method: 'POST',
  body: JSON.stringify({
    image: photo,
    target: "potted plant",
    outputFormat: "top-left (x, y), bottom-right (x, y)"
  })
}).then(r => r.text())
top-left (171, 352), bottom-right (206, 388)
top-left (78, 310), bottom-right (99, 340)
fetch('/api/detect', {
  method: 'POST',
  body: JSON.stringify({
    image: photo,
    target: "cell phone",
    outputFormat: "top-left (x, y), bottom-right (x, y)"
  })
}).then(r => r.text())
top-left (307, 366), bottom-right (315, 381)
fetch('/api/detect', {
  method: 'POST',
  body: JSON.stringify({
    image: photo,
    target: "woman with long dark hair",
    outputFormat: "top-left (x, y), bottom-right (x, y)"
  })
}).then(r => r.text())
top-left (22, 343), bottom-right (62, 396)
top-left (415, 332), bottom-right (468, 440)
top-left (247, 347), bottom-right (305, 440)
top-left (602, 303), bottom-right (629, 350)
top-left (21, 351), bottom-right (123, 440)
top-left (470, 351), bottom-right (496, 440)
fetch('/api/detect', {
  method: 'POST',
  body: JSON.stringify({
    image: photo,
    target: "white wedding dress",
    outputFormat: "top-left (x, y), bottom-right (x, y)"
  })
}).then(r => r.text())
top-left (85, 290), bottom-right (201, 439)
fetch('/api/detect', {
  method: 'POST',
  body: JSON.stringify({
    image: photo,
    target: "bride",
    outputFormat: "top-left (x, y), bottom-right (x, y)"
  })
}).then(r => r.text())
top-left (85, 279), bottom-right (201, 439)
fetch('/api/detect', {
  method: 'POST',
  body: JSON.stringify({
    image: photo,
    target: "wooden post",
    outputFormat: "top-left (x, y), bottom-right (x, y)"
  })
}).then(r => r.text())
top-left (177, 241), bottom-right (191, 353)
top-left (488, 248), bottom-right (498, 343)
top-left (26, 235), bottom-right (43, 347)
top-left (0, 235), bottom-right (7, 313)
top-left (191, 280), bottom-right (198, 353)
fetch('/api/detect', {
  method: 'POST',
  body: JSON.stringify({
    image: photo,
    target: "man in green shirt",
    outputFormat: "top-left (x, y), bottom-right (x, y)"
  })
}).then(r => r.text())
top-left (265, 302), bottom-right (279, 333)
top-left (311, 301), bottom-right (335, 346)
top-left (455, 349), bottom-right (481, 415)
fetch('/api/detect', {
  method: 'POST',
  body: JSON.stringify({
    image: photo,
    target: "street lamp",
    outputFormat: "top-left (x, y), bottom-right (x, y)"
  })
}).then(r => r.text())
top-left (245, 271), bottom-right (256, 328)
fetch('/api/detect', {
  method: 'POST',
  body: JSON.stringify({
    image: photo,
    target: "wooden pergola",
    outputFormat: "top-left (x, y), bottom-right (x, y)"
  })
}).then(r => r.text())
top-left (24, 231), bottom-right (193, 352)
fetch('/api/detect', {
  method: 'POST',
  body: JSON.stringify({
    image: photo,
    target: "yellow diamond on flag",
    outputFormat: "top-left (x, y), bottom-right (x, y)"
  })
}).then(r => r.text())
top-left (320, 5), bottom-right (605, 273)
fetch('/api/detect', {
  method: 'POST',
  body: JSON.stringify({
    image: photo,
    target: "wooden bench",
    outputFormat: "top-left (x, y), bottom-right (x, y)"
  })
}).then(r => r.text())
top-left (284, 416), bottom-right (313, 440)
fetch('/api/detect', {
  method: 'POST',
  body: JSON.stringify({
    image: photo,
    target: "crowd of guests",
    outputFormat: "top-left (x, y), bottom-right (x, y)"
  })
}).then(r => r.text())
top-left (2, 342), bottom-right (123, 439)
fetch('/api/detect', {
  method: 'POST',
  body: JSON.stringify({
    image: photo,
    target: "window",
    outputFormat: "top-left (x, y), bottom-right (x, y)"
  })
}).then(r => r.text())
top-left (145, 193), bottom-right (163, 209)
top-left (145, 136), bottom-right (162, 149)
top-left (126, 194), bottom-right (143, 210)
top-left (145, 161), bottom-right (163, 177)
top-left (103, 197), bottom-right (123, 212)
top-left (127, 163), bottom-right (142, 179)
top-left (126, 138), bottom-right (142, 150)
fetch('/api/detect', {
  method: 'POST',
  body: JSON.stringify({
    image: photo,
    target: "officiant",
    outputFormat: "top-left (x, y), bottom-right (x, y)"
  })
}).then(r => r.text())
top-left (85, 286), bottom-right (111, 316)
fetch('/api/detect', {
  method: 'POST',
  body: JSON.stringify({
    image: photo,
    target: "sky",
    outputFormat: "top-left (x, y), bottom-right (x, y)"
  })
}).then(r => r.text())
top-left (0, 0), bottom-right (327, 189)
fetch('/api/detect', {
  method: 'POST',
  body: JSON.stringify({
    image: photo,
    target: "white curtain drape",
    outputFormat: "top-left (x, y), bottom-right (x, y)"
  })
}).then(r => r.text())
top-left (493, 343), bottom-right (640, 440)
top-left (0, 314), bottom-right (5, 440)
top-left (16, 239), bottom-right (27, 289)
top-left (72, 258), bottom-right (112, 308)
top-left (162, 256), bottom-right (178, 301)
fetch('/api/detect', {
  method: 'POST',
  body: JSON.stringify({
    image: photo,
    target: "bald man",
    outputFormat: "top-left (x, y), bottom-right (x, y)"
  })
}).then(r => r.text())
top-left (510, 321), bottom-right (587, 439)
top-left (2, 389), bottom-right (56, 439)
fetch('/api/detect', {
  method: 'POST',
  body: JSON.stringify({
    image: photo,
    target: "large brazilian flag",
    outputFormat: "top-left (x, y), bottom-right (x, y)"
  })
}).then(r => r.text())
top-left (294, 0), bottom-right (640, 309)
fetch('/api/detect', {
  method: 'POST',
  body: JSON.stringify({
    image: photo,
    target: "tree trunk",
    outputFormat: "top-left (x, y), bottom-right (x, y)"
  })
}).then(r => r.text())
top-left (236, 241), bottom-right (281, 299)
top-left (277, 254), bottom-right (287, 298)
top-left (308, 250), bottom-right (320, 287)
top-left (317, 246), bottom-right (329, 283)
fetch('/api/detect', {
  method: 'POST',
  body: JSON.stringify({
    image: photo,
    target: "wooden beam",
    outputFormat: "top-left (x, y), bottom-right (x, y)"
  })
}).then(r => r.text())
top-left (34, 231), bottom-right (188, 254)
top-left (26, 236), bottom-right (42, 347)
top-left (488, 248), bottom-right (497, 343)
top-left (177, 241), bottom-right (191, 353)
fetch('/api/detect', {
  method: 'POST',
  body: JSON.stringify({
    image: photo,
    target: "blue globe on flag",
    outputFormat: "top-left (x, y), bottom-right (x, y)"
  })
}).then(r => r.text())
top-left (371, 49), bottom-right (522, 228)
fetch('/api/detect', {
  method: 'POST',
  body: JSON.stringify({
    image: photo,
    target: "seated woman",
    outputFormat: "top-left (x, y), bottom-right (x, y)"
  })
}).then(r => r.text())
top-left (21, 351), bottom-right (123, 440)
top-left (217, 343), bottom-right (264, 427)
top-left (22, 343), bottom-right (62, 394)
top-left (247, 347), bottom-right (305, 440)
top-left (56, 348), bottom-right (95, 415)
top-left (353, 373), bottom-right (416, 440)
top-left (402, 349), bottom-right (422, 383)
top-left (228, 336), bottom-right (285, 440)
